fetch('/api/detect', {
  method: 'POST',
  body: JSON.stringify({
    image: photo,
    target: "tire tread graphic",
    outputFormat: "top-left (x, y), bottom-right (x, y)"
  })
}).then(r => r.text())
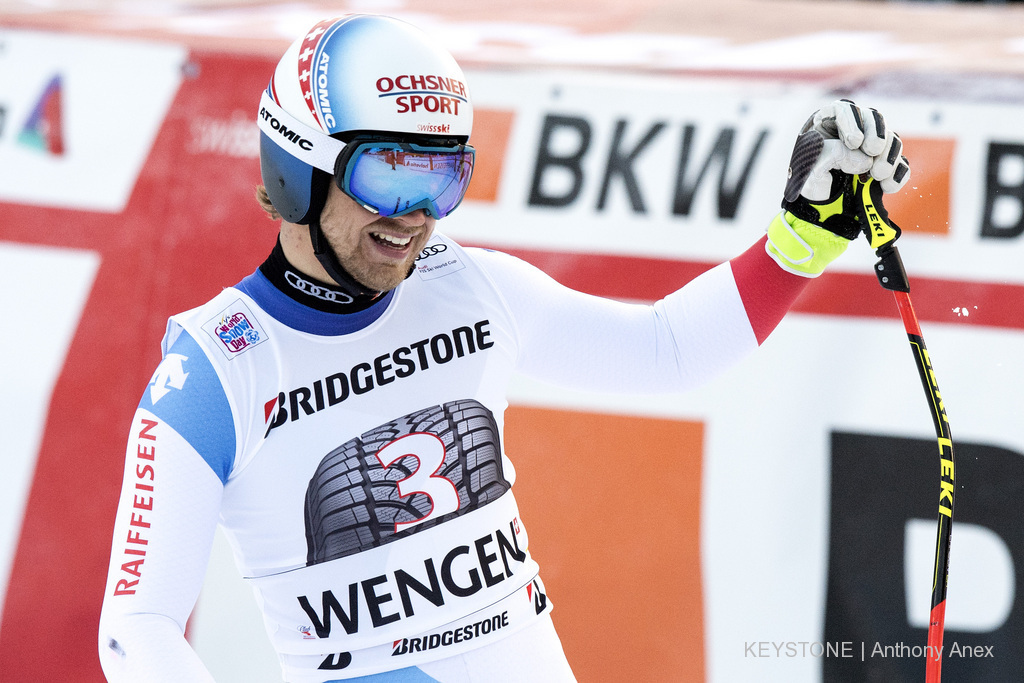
top-left (304, 399), bottom-right (510, 565)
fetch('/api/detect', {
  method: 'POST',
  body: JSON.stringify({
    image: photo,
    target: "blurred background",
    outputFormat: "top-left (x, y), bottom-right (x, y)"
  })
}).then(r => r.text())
top-left (1, 1), bottom-right (1023, 681)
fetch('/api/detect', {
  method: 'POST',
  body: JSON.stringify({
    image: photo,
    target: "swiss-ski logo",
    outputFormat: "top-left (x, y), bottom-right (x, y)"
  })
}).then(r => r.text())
top-left (149, 353), bottom-right (188, 404)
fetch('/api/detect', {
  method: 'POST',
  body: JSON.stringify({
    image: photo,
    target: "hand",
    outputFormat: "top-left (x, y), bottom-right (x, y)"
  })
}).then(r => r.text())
top-left (781, 99), bottom-right (911, 240)
top-left (765, 100), bottom-right (911, 277)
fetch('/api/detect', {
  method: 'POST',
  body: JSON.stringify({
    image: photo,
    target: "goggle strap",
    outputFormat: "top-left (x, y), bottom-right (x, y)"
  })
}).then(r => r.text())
top-left (257, 90), bottom-right (345, 174)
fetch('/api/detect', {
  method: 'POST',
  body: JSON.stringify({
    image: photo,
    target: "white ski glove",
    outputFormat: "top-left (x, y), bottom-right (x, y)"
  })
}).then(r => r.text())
top-left (767, 100), bottom-right (911, 276)
top-left (788, 99), bottom-right (911, 204)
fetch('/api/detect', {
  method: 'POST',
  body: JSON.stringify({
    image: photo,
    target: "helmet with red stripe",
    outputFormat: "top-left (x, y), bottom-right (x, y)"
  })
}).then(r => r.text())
top-left (258, 14), bottom-right (474, 225)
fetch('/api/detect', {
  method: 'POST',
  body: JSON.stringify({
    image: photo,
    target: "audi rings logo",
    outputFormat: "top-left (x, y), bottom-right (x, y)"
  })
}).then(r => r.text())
top-left (416, 243), bottom-right (448, 261)
top-left (285, 271), bottom-right (355, 304)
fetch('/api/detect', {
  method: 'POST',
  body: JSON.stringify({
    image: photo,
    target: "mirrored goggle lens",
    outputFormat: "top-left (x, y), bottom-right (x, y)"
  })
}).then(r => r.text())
top-left (338, 142), bottom-right (475, 219)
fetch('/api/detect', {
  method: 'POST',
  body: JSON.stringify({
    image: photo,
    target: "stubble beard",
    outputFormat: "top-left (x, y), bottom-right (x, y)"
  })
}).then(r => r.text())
top-left (329, 219), bottom-right (427, 294)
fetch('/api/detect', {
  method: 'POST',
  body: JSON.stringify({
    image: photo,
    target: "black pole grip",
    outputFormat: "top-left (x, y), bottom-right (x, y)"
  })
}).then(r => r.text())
top-left (874, 244), bottom-right (910, 293)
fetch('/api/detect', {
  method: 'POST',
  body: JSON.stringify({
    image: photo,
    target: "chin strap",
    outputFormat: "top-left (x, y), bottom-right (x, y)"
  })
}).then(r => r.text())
top-left (307, 219), bottom-right (380, 299)
top-left (307, 218), bottom-right (420, 299)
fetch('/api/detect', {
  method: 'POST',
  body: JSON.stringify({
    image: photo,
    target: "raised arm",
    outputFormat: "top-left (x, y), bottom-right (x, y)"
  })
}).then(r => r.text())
top-left (475, 100), bottom-right (910, 394)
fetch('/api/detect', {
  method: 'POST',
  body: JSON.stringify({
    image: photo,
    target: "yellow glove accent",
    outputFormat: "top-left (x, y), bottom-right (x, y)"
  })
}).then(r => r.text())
top-left (765, 211), bottom-right (850, 278)
top-left (808, 193), bottom-right (845, 224)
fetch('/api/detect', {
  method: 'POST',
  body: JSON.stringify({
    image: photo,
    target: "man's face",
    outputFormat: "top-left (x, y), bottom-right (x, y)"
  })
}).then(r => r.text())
top-left (319, 181), bottom-right (436, 292)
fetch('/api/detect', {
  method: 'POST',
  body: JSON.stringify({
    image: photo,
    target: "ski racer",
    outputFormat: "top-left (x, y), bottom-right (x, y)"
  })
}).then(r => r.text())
top-left (98, 13), bottom-right (911, 683)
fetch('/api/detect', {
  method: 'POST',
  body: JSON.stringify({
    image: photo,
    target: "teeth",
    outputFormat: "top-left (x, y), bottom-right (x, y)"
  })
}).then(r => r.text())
top-left (372, 232), bottom-right (412, 247)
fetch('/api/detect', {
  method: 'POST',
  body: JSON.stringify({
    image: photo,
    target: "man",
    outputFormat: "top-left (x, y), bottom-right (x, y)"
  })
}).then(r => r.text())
top-left (98, 13), bottom-right (909, 683)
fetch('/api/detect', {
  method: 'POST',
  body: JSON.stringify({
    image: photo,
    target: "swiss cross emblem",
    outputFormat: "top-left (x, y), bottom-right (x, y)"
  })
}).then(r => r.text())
top-left (298, 19), bottom-right (336, 130)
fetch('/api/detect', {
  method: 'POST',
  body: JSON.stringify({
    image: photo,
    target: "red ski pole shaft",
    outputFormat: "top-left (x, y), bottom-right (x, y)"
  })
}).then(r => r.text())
top-left (874, 241), bottom-right (955, 683)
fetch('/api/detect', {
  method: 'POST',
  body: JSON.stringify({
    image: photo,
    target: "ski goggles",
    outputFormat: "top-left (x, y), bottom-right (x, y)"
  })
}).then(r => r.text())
top-left (257, 91), bottom-right (474, 220)
top-left (334, 137), bottom-right (475, 219)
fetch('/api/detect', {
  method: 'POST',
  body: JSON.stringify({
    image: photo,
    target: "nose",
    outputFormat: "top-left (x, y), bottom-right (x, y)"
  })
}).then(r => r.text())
top-left (390, 208), bottom-right (432, 226)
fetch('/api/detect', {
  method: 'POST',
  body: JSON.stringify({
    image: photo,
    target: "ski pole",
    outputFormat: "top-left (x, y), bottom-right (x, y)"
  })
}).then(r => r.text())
top-left (857, 177), bottom-right (955, 683)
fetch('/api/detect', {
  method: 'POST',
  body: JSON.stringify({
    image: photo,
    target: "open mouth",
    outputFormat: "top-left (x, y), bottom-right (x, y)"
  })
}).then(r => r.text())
top-left (370, 231), bottom-right (413, 250)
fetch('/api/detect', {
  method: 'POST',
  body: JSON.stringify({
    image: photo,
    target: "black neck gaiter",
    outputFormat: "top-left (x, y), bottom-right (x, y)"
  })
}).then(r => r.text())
top-left (258, 240), bottom-right (383, 314)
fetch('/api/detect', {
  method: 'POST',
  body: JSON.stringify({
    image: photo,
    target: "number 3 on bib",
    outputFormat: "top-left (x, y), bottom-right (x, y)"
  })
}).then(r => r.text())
top-left (376, 433), bottom-right (461, 532)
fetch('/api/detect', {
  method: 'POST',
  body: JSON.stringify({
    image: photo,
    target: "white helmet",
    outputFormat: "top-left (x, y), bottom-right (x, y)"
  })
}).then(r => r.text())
top-left (258, 14), bottom-right (474, 224)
